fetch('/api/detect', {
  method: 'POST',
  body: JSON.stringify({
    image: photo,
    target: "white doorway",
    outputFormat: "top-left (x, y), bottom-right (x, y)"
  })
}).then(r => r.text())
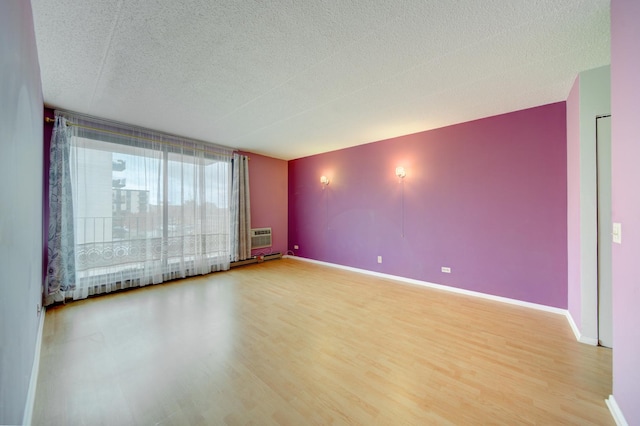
top-left (596, 115), bottom-right (612, 348)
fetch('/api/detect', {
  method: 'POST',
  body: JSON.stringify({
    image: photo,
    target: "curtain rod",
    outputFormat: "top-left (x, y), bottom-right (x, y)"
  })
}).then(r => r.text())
top-left (44, 116), bottom-right (247, 158)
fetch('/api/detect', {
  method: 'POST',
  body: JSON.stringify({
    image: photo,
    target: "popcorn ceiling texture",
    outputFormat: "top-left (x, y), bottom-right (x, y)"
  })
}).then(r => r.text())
top-left (32, 0), bottom-right (609, 160)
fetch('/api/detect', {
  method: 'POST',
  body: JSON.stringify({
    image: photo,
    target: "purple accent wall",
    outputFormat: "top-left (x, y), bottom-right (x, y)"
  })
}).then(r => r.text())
top-left (566, 77), bottom-right (582, 328)
top-left (243, 152), bottom-right (288, 256)
top-left (289, 103), bottom-right (568, 308)
top-left (611, 0), bottom-right (640, 423)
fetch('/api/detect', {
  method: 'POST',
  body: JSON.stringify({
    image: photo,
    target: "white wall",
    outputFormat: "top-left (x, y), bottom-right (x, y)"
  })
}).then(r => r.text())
top-left (0, 1), bottom-right (44, 424)
top-left (579, 66), bottom-right (611, 341)
top-left (567, 65), bottom-right (610, 342)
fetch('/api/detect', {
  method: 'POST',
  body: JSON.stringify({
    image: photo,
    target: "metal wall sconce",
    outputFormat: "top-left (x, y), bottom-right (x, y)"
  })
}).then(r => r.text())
top-left (396, 166), bottom-right (406, 237)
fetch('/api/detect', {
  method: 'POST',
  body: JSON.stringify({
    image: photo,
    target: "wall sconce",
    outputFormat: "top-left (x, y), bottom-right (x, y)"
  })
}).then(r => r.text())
top-left (396, 166), bottom-right (406, 237)
top-left (320, 175), bottom-right (330, 188)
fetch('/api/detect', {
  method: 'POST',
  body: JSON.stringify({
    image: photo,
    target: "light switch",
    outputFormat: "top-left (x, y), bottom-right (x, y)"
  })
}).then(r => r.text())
top-left (613, 222), bottom-right (622, 244)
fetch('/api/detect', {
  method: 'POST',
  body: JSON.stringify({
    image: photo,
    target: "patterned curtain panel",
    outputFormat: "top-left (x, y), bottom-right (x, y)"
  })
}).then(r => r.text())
top-left (44, 117), bottom-right (76, 305)
top-left (44, 111), bottom-right (234, 305)
top-left (230, 154), bottom-right (252, 261)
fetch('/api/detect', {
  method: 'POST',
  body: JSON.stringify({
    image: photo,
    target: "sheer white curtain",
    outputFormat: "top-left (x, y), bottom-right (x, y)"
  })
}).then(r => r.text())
top-left (45, 111), bottom-right (233, 304)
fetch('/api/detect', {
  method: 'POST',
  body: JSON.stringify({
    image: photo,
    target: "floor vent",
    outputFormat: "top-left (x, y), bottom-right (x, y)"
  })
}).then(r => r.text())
top-left (251, 227), bottom-right (272, 249)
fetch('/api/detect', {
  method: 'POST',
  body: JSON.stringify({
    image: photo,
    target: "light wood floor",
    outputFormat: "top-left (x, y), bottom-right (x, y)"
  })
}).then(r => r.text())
top-left (33, 258), bottom-right (613, 425)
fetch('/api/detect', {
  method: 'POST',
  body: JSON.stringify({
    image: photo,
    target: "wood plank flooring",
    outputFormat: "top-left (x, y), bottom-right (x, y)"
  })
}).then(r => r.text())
top-left (33, 258), bottom-right (613, 425)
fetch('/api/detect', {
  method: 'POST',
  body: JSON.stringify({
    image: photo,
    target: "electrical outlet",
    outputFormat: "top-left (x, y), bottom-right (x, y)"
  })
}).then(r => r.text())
top-left (613, 223), bottom-right (622, 244)
top-left (441, 267), bottom-right (451, 273)
top-left (377, 256), bottom-right (382, 264)
top-left (294, 245), bottom-right (299, 250)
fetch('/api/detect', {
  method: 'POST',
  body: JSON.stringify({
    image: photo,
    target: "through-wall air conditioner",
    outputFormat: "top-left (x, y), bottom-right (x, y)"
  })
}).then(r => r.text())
top-left (251, 228), bottom-right (272, 249)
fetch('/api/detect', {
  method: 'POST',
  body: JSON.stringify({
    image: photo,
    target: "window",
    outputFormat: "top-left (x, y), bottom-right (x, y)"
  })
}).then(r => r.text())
top-left (47, 112), bottom-right (234, 301)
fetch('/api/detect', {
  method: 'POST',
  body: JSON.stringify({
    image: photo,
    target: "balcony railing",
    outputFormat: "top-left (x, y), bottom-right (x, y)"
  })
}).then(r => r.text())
top-left (75, 216), bottom-right (229, 274)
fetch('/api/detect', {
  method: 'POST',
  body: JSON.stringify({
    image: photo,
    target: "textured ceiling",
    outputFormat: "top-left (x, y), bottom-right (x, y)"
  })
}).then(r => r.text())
top-left (32, 0), bottom-right (610, 160)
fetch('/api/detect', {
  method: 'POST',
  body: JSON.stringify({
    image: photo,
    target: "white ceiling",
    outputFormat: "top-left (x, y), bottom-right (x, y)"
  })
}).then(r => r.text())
top-left (32, 0), bottom-right (610, 160)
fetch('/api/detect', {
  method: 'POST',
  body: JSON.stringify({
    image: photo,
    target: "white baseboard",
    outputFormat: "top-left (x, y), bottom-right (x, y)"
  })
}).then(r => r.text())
top-left (606, 395), bottom-right (629, 426)
top-left (565, 310), bottom-right (581, 340)
top-left (564, 311), bottom-right (598, 345)
top-left (284, 256), bottom-right (604, 345)
top-left (286, 255), bottom-right (621, 422)
top-left (22, 306), bottom-right (45, 426)
top-left (286, 256), bottom-right (566, 315)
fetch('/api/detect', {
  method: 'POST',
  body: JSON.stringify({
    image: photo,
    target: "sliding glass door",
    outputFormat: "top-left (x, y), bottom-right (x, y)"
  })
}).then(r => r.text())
top-left (66, 122), bottom-right (232, 298)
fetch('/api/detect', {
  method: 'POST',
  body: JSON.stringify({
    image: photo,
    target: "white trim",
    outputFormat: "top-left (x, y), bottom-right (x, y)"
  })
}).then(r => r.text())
top-left (579, 335), bottom-right (599, 345)
top-left (565, 311), bottom-right (582, 340)
top-left (287, 256), bottom-right (566, 315)
top-left (285, 256), bottom-right (604, 344)
top-left (606, 395), bottom-right (629, 426)
top-left (22, 307), bottom-right (45, 426)
top-left (564, 311), bottom-right (598, 345)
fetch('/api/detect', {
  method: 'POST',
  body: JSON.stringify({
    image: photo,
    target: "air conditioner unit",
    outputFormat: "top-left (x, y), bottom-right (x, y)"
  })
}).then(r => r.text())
top-left (251, 227), bottom-right (272, 249)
